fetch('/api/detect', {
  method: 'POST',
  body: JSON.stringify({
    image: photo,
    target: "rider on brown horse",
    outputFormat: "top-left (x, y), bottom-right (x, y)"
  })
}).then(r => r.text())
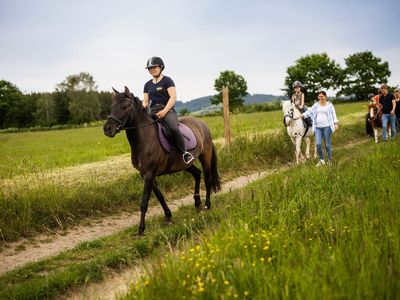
top-left (143, 56), bottom-right (194, 164)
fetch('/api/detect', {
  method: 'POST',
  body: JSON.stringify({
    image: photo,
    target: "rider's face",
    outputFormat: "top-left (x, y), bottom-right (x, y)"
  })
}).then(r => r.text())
top-left (148, 66), bottom-right (162, 77)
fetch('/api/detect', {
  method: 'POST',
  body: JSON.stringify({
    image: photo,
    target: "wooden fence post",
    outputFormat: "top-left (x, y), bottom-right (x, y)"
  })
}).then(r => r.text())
top-left (222, 86), bottom-right (231, 146)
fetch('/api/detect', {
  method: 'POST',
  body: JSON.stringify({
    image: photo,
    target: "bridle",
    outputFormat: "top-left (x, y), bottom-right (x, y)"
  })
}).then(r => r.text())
top-left (283, 107), bottom-right (294, 127)
top-left (107, 97), bottom-right (159, 133)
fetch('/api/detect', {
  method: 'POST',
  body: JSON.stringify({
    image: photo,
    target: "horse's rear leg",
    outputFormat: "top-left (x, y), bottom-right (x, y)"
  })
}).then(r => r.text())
top-left (153, 180), bottom-right (172, 221)
top-left (199, 155), bottom-right (212, 210)
top-left (185, 165), bottom-right (202, 209)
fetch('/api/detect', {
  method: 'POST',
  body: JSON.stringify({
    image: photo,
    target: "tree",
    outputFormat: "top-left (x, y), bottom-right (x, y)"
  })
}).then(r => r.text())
top-left (179, 108), bottom-right (189, 116)
top-left (0, 80), bottom-right (23, 128)
top-left (284, 53), bottom-right (343, 103)
top-left (0, 80), bottom-right (37, 128)
top-left (56, 72), bottom-right (97, 92)
top-left (35, 93), bottom-right (56, 126)
top-left (340, 51), bottom-right (391, 100)
top-left (98, 91), bottom-right (112, 119)
top-left (55, 72), bottom-right (100, 123)
top-left (211, 70), bottom-right (248, 111)
top-left (68, 91), bottom-right (100, 123)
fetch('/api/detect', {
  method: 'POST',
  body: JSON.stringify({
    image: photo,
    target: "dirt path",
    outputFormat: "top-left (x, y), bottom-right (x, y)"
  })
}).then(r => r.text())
top-left (0, 134), bottom-right (369, 276)
top-left (0, 170), bottom-right (276, 275)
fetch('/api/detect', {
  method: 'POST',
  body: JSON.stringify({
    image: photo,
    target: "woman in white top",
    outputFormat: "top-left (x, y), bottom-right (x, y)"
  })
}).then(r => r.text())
top-left (299, 91), bottom-right (339, 166)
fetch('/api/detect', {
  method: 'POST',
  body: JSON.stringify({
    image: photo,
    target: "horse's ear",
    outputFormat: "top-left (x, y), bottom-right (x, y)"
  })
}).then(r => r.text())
top-left (112, 87), bottom-right (119, 94)
top-left (124, 86), bottom-right (132, 98)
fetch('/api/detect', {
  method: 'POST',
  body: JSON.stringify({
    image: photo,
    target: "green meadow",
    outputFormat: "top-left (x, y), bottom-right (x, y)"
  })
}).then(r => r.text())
top-left (0, 102), bottom-right (365, 242)
top-left (0, 135), bottom-right (398, 299)
top-left (0, 102), bottom-right (365, 179)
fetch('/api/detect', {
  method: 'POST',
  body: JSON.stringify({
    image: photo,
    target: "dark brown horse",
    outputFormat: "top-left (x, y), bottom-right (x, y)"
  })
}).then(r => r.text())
top-left (103, 86), bottom-right (221, 236)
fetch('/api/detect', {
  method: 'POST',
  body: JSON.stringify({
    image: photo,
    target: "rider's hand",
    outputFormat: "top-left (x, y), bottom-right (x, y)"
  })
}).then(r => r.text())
top-left (334, 123), bottom-right (339, 130)
top-left (156, 109), bottom-right (167, 119)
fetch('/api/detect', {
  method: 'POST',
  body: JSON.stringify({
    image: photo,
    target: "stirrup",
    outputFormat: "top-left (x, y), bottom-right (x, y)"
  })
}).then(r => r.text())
top-left (183, 151), bottom-right (194, 164)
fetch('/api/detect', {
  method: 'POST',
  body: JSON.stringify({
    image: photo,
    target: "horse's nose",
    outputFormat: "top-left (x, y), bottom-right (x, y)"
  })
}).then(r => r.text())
top-left (103, 123), bottom-right (110, 131)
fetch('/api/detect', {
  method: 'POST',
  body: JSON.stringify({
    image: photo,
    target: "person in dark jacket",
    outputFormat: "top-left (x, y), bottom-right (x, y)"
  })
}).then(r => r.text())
top-left (378, 84), bottom-right (396, 141)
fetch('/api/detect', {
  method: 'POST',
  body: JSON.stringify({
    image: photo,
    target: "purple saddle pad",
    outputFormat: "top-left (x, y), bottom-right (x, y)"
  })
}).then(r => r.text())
top-left (157, 122), bottom-right (197, 153)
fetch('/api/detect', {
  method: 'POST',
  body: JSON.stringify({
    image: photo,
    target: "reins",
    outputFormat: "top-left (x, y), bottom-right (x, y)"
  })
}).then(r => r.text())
top-left (107, 97), bottom-right (160, 133)
top-left (119, 119), bottom-right (159, 131)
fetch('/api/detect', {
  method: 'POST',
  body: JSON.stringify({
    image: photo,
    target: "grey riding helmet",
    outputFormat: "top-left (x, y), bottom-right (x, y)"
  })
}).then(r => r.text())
top-left (145, 57), bottom-right (165, 71)
top-left (292, 81), bottom-right (303, 88)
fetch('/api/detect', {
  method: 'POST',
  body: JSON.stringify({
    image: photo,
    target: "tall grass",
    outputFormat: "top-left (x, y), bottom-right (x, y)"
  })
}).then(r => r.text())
top-left (0, 135), bottom-right (394, 299)
top-left (125, 142), bottom-right (400, 300)
top-left (0, 120), bottom-right (365, 242)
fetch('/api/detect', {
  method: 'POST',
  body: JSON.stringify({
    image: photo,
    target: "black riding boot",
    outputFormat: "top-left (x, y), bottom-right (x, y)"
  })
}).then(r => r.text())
top-left (163, 109), bottom-right (194, 164)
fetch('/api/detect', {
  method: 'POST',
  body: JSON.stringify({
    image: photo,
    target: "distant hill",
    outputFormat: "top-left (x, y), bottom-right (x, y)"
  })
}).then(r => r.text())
top-left (175, 94), bottom-right (288, 113)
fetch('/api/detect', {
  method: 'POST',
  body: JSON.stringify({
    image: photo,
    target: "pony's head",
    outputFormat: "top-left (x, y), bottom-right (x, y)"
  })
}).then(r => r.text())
top-left (103, 86), bottom-right (140, 137)
top-left (282, 100), bottom-right (295, 126)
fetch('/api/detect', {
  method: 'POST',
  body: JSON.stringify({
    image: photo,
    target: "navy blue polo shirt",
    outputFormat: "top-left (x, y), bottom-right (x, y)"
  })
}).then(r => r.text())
top-left (379, 93), bottom-right (395, 114)
top-left (143, 76), bottom-right (175, 107)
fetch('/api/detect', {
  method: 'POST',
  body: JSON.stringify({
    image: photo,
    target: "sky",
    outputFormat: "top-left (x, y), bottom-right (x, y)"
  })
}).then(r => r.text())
top-left (0, 0), bottom-right (399, 102)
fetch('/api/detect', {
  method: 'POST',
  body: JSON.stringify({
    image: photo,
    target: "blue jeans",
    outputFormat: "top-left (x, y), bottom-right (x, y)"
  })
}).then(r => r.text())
top-left (381, 114), bottom-right (396, 140)
top-left (315, 126), bottom-right (332, 161)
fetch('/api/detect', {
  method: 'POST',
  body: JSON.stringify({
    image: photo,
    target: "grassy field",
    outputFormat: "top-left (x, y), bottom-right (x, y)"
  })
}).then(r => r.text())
top-left (0, 135), bottom-right (397, 299)
top-left (0, 102), bottom-right (366, 179)
top-left (0, 118), bottom-right (365, 242)
top-left (0, 102), bottom-right (367, 242)
top-left (124, 141), bottom-right (399, 300)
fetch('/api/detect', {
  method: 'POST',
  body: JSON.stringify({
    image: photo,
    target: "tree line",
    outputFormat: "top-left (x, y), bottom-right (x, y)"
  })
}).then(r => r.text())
top-left (212, 51), bottom-right (393, 110)
top-left (0, 72), bottom-right (112, 129)
top-left (0, 51), bottom-right (394, 129)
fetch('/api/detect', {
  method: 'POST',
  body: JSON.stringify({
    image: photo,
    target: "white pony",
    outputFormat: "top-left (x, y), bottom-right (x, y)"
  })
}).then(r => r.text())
top-left (282, 100), bottom-right (316, 164)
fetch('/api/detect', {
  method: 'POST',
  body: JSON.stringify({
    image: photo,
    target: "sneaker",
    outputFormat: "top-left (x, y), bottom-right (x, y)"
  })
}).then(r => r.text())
top-left (183, 152), bottom-right (194, 164)
top-left (316, 160), bottom-right (325, 167)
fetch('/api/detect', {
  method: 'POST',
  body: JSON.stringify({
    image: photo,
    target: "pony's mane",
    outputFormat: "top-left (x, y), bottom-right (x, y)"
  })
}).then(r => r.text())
top-left (282, 100), bottom-right (292, 112)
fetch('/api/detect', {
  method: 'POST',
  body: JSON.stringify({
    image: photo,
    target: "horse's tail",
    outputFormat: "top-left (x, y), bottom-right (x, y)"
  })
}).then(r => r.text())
top-left (210, 143), bottom-right (221, 193)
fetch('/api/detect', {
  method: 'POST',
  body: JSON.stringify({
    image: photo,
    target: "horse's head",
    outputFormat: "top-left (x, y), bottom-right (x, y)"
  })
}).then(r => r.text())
top-left (282, 100), bottom-right (294, 126)
top-left (103, 86), bottom-right (141, 137)
top-left (368, 102), bottom-right (379, 119)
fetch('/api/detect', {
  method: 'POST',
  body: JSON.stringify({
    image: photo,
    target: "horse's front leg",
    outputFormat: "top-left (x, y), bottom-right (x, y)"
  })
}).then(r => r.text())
top-left (290, 136), bottom-right (299, 164)
top-left (185, 165), bottom-right (202, 209)
top-left (138, 173), bottom-right (155, 236)
top-left (373, 128), bottom-right (378, 143)
top-left (153, 180), bottom-right (172, 222)
top-left (305, 136), bottom-right (311, 159)
top-left (295, 135), bottom-right (303, 163)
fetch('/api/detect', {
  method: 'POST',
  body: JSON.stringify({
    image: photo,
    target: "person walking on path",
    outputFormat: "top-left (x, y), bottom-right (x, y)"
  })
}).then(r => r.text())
top-left (378, 84), bottom-right (396, 141)
top-left (298, 91), bottom-right (339, 166)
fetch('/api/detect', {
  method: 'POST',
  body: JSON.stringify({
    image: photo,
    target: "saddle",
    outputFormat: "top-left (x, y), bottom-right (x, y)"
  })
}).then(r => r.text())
top-left (150, 104), bottom-right (197, 153)
top-left (156, 122), bottom-right (197, 153)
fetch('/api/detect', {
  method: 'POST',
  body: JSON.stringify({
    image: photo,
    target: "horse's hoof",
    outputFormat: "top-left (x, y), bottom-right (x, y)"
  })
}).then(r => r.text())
top-left (164, 218), bottom-right (174, 225)
top-left (135, 231), bottom-right (145, 238)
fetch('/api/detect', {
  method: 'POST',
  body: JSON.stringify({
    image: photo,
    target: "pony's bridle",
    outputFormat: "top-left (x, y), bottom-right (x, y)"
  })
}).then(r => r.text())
top-left (107, 97), bottom-right (158, 133)
top-left (283, 107), bottom-right (294, 127)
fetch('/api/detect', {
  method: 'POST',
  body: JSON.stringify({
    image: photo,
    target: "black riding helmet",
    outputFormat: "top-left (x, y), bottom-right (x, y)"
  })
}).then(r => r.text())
top-left (145, 56), bottom-right (165, 71)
